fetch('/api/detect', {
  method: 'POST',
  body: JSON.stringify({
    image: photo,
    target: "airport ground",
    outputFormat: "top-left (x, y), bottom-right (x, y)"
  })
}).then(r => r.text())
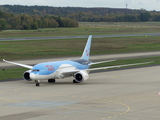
top-left (1, 22), bottom-right (160, 119)
top-left (0, 65), bottom-right (160, 120)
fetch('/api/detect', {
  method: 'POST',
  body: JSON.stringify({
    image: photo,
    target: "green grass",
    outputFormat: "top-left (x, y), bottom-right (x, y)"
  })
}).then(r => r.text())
top-left (1, 36), bottom-right (160, 60)
top-left (0, 68), bottom-right (28, 80)
top-left (0, 22), bottom-right (160, 38)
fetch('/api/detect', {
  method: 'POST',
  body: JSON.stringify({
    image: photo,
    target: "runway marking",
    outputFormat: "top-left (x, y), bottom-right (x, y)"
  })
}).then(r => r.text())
top-left (0, 97), bottom-right (20, 103)
top-left (59, 98), bottom-right (131, 120)
top-left (108, 116), bottom-right (112, 118)
top-left (124, 113), bottom-right (160, 118)
top-left (14, 87), bottom-right (130, 119)
top-left (110, 75), bottom-right (123, 78)
top-left (13, 87), bottom-right (160, 119)
top-left (0, 88), bottom-right (23, 103)
top-left (12, 88), bottom-right (160, 120)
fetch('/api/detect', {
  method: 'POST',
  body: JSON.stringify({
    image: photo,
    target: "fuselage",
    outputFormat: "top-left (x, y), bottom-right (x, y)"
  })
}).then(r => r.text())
top-left (29, 59), bottom-right (92, 80)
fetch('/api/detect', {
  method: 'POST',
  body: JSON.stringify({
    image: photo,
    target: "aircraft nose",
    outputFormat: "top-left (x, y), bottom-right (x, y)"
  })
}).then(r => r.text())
top-left (30, 73), bottom-right (36, 80)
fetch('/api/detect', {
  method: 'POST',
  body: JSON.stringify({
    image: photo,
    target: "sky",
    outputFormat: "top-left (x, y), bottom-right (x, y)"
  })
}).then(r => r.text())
top-left (1, 0), bottom-right (160, 11)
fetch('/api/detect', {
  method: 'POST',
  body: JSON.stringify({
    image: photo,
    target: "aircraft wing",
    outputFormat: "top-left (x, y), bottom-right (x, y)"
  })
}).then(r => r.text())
top-left (62, 70), bottom-right (79, 75)
top-left (60, 69), bottom-right (80, 78)
top-left (3, 59), bottom-right (33, 69)
top-left (87, 61), bottom-right (153, 71)
top-left (89, 59), bottom-right (116, 65)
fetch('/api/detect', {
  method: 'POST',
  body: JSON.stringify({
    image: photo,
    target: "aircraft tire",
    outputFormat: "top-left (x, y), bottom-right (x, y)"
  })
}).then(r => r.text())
top-left (36, 83), bottom-right (40, 86)
top-left (35, 80), bottom-right (40, 86)
top-left (48, 79), bottom-right (55, 83)
top-left (73, 79), bottom-right (79, 83)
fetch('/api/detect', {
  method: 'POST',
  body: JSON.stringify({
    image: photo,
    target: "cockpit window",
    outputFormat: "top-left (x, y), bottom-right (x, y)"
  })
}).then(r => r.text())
top-left (32, 69), bottom-right (40, 72)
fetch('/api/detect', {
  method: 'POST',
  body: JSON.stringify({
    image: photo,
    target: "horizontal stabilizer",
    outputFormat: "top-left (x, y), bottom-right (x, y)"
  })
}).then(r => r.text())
top-left (89, 59), bottom-right (116, 65)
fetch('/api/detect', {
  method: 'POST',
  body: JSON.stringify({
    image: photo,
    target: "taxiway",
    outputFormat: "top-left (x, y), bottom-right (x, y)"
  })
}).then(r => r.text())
top-left (0, 65), bottom-right (160, 120)
top-left (1, 51), bottom-right (160, 69)
top-left (0, 33), bottom-right (160, 41)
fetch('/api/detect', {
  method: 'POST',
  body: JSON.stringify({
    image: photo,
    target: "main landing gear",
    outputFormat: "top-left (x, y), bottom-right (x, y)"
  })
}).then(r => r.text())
top-left (48, 79), bottom-right (55, 83)
top-left (73, 79), bottom-right (79, 83)
top-left (35, 79), bottom-right (55, 86)
top-left (35, 80), bottom-right (40, 86)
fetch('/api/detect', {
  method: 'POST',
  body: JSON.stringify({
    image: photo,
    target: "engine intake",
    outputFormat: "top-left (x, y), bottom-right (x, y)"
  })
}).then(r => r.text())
top-left (23, 70), bottom-right (32, 81)
top-left (74, 71), bottom-right (89, 83)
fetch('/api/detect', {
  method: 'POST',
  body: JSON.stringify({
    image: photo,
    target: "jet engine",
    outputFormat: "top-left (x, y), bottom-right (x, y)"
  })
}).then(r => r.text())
top-left (23, 70), bottom-right (32, 81)
top-left (74, 71), bottom-right (89, 83)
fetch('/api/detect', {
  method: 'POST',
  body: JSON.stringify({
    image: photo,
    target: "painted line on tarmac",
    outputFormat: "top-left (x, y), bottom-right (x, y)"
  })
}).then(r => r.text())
top-left (0, 88), bottom-right (22, 103)
top-left (0, 97), bottom-right (21, 103)
top-left (13, 87), bottom-right (160, 119)
top-left (123, 113), bottom-right (160, 119)
top-left (14, 87), bottom-right (130, 120)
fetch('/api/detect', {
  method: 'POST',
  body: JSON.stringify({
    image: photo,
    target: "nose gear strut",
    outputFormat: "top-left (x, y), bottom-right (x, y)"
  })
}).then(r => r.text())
top-left (35, 80), bottom-right (40, 86)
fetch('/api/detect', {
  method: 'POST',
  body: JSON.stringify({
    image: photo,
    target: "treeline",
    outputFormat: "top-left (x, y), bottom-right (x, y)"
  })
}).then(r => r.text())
top-left (0, 11), bottom-right (78, 30)
top-left (1, 5), bottom-right (160, 30)
top-left (0, 5), bottom-right (136, 16)
top-left (77, 12), bottom-right (156, 22)
top-left (1, 5), bottom-right (160, 22)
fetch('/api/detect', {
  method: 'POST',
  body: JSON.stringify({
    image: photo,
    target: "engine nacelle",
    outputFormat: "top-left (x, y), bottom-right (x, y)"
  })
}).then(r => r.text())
top-left (23, 70), bottom-right (32, 81)
top-left (74, 71), bottom-right (89, 83)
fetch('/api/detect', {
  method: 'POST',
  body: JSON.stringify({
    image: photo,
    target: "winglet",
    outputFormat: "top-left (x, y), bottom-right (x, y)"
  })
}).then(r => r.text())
top-left (81, 35), bottom-right (92, 60)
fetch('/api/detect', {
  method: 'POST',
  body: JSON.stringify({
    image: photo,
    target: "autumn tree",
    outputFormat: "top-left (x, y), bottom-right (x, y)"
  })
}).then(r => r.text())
top-left (0, 19), bottom-right (7, 31)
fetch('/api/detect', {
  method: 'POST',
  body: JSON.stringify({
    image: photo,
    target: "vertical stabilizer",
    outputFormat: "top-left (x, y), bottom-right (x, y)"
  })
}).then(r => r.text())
top-left (81, 35), bottom-right (92, 60)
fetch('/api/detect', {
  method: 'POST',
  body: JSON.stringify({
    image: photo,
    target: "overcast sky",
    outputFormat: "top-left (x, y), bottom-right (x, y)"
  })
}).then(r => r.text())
top-left (1, 0), bottom-right (160, 11)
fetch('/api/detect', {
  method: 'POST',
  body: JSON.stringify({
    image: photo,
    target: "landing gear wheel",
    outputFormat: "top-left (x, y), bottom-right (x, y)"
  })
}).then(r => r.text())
top-left (36, 83), bottom-right (40, 86)
top-left (73, 79), bottom-right (79, 83)
top-left (48, 79), bottom-right (55, 83)
top-left (35, 80), bottom-right (40, 86)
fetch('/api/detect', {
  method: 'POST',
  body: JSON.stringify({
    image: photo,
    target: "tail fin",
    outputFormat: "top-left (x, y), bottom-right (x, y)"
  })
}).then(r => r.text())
top-left (81, 35), bottom-right (92, 60)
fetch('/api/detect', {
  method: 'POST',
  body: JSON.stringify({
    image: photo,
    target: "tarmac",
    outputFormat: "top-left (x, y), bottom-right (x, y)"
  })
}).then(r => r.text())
top-left (0, 65), bottom-right (160, 120)
top-left (1, 51), bottom-right (160, 69)
top-left (0, 33), bottom-right (160, 41)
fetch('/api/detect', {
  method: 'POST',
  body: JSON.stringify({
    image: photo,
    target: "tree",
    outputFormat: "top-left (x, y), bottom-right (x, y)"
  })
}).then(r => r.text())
top-left (139, 12), bottom-right (151, 22)
top-left (31, 22), bottom-right (38, 29)
top-left (0, 19), bottom-right (7, 31)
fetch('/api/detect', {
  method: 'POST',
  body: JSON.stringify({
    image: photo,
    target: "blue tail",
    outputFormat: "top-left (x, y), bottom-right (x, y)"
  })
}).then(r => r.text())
top-left (81, 35), bottom-right (92, 60)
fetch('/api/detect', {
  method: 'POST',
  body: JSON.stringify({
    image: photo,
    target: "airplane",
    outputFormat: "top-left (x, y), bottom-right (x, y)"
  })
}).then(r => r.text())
top-left (3, 35), bottom-right (153, 86)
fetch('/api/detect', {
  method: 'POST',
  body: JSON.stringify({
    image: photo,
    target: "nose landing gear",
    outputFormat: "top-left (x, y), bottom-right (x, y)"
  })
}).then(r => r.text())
top-left (35, 80), bottom-right (40, 86)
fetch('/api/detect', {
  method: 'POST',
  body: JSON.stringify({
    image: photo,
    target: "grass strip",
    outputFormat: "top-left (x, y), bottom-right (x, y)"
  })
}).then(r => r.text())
top-left (1, 36), bottom-right (160, 60)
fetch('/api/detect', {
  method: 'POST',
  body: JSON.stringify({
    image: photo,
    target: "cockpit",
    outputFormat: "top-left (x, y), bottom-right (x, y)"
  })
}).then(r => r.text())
top-left (32, 69), bottom-right (40, 72)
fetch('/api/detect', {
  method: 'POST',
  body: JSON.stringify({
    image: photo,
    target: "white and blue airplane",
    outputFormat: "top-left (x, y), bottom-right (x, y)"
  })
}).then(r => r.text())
top-left (3, 35), bottom-right (152, 86)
